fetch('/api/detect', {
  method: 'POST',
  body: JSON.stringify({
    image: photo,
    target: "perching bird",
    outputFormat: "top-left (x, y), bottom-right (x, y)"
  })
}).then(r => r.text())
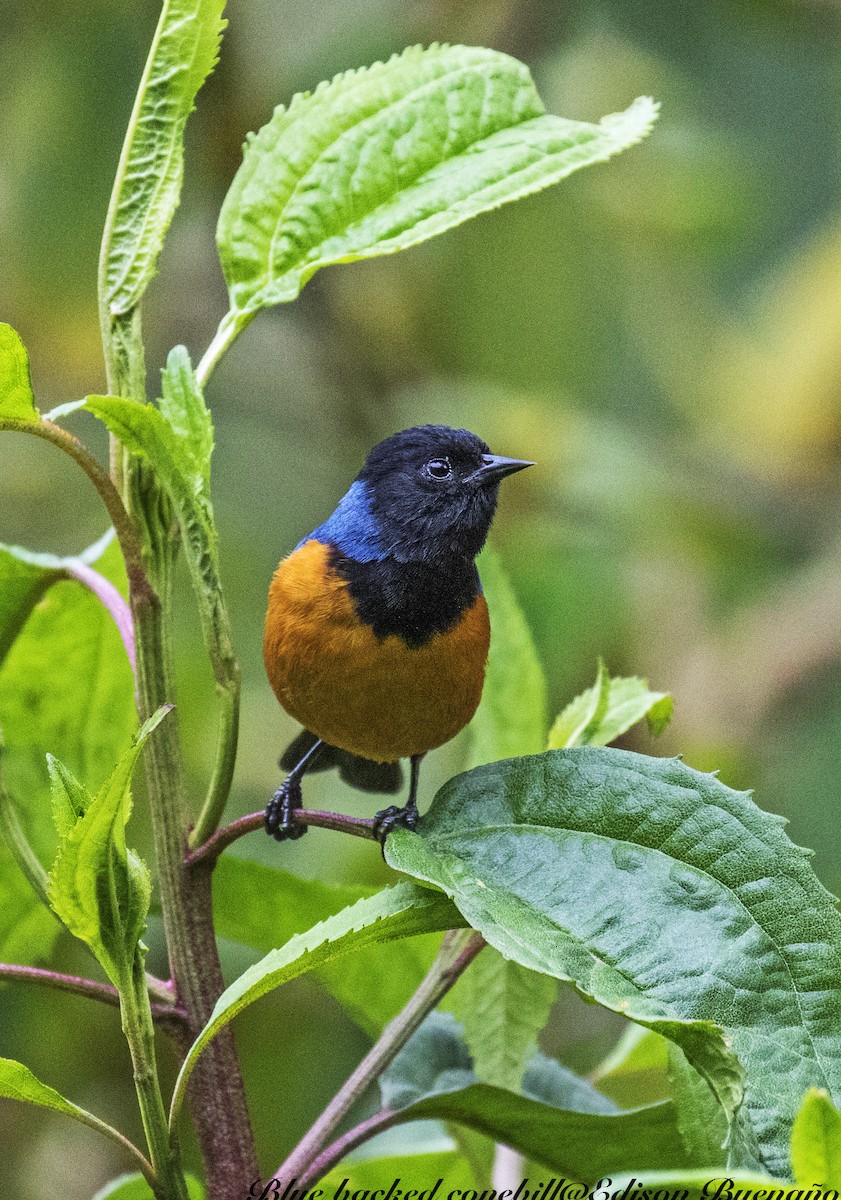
top-left (263, 425), bottom-right (533, 842)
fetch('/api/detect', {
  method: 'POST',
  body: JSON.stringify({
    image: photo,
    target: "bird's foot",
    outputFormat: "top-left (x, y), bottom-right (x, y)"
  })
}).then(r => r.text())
top-left (265, 778), bottom-right (307, 842)
top-left (373, 802), bottom-right (418, 843)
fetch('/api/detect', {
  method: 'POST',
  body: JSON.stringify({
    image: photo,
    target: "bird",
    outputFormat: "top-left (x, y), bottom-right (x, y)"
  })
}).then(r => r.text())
top-left (263, 424), bottom-right (533, 843)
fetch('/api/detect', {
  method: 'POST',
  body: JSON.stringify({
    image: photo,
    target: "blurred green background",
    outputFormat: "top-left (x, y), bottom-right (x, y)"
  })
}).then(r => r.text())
top-left (3, 0), bottom-right (841, 1193)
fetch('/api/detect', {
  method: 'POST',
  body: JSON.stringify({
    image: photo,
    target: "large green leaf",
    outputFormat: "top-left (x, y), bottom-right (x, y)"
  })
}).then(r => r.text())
top-left (790, 1089), bottom-right (841, 1188)
top-left (216, 44), bottom-right (657, 322)
top-left (169, 882), bottom-right (464, 1127)
top-left (101, 0), bottom-right (227, 315)
top-left (667, 1044), bottom-right (729, 1168)
top-left (47, 709), bottom-right (167, 985)
top-left (213, 857), bottom-right (439, 1035)
top-left (0, 324), bottom-right (38, 421)
top-left (0, 535), bottom-right (135, 964)
top-left (386, 747), bottom-right (841, 1176)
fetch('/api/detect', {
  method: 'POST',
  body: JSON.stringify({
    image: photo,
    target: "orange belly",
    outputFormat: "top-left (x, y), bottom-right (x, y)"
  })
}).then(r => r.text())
top-left (263, 539), bottom-right (490, 761)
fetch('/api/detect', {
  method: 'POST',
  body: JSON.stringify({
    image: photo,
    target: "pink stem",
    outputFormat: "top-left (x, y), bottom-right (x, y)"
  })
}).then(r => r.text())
top-left (63, 559), bottom-right (136, 673)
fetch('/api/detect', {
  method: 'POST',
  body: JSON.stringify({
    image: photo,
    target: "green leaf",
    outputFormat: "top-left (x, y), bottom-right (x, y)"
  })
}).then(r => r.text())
top-left (47, 708), bottom-right (168, 985)
top-left (523, 1051), bottom-right (619, 1115)
top-left (0, 534), bottom-right (135, 965)
top-left (102, 0), bottom-right (227, 315)
top-left (213, 857), bottom-right (439, 1035)
top-left (0, 1057), bottom-right (150, 1173)
top-left (469, 546), bottom-right (548, 765)
top-left (170, 882), bottom-right (464, 1127)
top-left (791, 1089), bottom-right (841, 1188)
top-left (217, 44), bottom-right (657, 320)
top-left (548, 663), bottom-right (672, 748)
top-left (384, 1086), bottom-right (693, 1177)
top-left (445, 946), bottom-right (557, 1092)
top-left (386, 747), bottom-right (841, 1175)
top-left (86, 369), bottom-right (237, 720)
top-left (92, 1175), bottom-right (206, 1200)
top-left (0, 324), bottom-right (38, 422)
top-left (668, 1043), bottom-right (729, 1168)
top-left (47, 756), bottom-right (89, 840)
top-left (320, 1153), bottom-right (476, 1191)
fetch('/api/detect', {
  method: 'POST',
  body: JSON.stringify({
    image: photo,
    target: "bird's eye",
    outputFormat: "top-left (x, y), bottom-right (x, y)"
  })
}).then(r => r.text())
top-left (424, 457), bottom-right (452, 481)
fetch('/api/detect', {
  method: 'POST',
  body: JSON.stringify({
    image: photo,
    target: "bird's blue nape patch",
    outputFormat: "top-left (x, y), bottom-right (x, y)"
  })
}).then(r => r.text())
top-left (303, 480), bottom-right (386, 561)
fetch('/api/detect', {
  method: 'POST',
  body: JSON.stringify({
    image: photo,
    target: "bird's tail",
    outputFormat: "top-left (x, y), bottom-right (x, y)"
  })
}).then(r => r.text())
top-left (280, 729), bottom-right (403, 794)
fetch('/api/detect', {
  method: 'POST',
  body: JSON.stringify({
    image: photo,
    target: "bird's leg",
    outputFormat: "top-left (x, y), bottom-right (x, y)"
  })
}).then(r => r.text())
top-left (373, 753), bottom-right (424, 842)
top-left (265, 739), bottom-right (324, 842)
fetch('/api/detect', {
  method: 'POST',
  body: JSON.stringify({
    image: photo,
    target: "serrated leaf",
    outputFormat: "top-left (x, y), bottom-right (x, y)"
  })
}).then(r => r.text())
top-left (47, 709), bottom-right (168, 985)
top-left (386, 747), bottom-right (841, 1175)
top-left (548, 664), bottom-right (672, 748)
top-left (0, 534), bottom-right (135, 965)
top-left (217, 43), bottom-right (657, 319)
top-left (169, 882), bottom-right (464, 1127)
top-left (102, 0), bottom-right (227, 314)
top-left (212, 856), bottom-right (439, 1035)
top-left (791, 1089), bottom-right (841, 1188)
top-left (0, 324), bottom-right (38, 422)
top-left (86, 373), bottom-right (236, 712)
top-left (47, 756), bottom-right (89, 840)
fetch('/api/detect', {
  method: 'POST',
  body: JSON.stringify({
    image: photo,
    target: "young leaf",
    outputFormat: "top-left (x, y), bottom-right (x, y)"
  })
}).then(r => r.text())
top-left (169, 882), bottom-right (464, 1127)
top-left (48, 708), bottom-right (169, 985)
top-left (791, 1089), bottom-right (841, 1188)
top-left (386, 747), bottom-right (841, 1175)
top-left (217, 44), bottom-right (657, 322)
top-left (101, 0), bottom-right (227, 315)
top-left (212, 856), bottom-right (439, 1035)
top-left (548, 662), bottom-right (672, 748)
top-left (0, 1058), bottom-right (151, 1177)
top-left (0, 324), bottom-right (39, 422)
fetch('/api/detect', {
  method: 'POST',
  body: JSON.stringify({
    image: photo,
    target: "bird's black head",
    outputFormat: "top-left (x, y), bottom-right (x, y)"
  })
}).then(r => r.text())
top-left (357, 425), bottom-right (533, 562)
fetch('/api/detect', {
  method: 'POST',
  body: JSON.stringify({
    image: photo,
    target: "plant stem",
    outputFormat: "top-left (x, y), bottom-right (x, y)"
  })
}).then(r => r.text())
top-left (186, 807), bottom-right (378, 869)
top-left (277, 928), bottom-right (486, 1184)
top-left (0, 962), bottom-right (184, 1023)
top-left (0, 417), bottom-right (152, 604)
top-left (120, 955), bottom-right (189, 1200)
top-left (188, 663), bottom-right (240, 849)
top-left (194, 309), bottom-right (249, 390)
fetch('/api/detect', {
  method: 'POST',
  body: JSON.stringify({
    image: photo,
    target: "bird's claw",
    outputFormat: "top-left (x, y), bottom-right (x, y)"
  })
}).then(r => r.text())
top-left (265, 778), bottom-right (307, 842)
top-left (373, 803), bottom-right (418, 843)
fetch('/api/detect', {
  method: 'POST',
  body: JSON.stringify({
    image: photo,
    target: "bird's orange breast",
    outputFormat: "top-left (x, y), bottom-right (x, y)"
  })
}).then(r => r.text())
top-left (263, 539), bottom-right (490, 762)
